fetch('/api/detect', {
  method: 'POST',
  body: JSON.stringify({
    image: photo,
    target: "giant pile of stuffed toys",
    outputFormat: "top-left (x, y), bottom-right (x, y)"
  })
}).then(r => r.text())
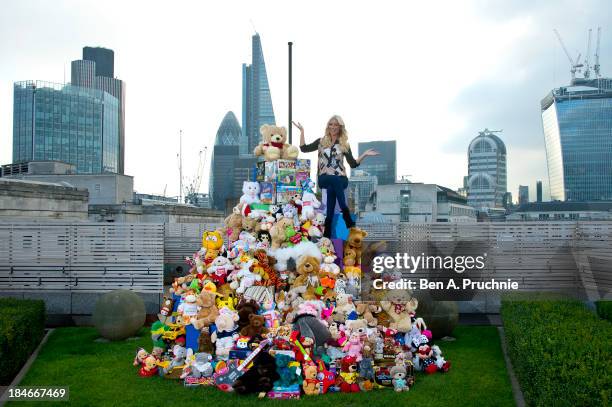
top-left (132, 125), bottom-right (451, 398)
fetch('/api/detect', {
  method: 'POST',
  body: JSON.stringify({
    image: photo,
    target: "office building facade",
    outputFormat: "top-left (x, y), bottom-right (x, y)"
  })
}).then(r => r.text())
top-left (363, 182), bottom-right (477, 223)
top-left (241, 34), bottom-right (276, 156)
top-left (12, 81), bottom-right (119, 173)
top-left (209, 112), bottom-right (249, 211)
top-left (519, 185), bottom-right (529, 205)
top-left (357, 140), bottom-right (396, 185)
top-left (348, 170), bottom-right (378, 215)
top-left (536, 180), bottom-right (543, 202)
top-left (541, 78), bottom-right (612, 201)
top-left (466, 129), bottom-right (507, 210)
top-left (72, 46), bottom-right (125, 174)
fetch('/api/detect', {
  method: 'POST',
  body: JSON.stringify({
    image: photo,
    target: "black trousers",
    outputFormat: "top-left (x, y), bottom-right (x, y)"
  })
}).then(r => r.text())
top-left (318, 174), bottom-right (355, 237)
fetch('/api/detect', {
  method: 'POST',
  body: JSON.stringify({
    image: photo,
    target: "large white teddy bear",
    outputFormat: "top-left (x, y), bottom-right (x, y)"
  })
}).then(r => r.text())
top-left (300, 179), bottom-right (321, 221)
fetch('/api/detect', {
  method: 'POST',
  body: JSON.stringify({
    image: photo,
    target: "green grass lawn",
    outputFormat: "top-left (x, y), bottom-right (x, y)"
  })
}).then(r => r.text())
top-left (10, 325), bottom-right (514, 407)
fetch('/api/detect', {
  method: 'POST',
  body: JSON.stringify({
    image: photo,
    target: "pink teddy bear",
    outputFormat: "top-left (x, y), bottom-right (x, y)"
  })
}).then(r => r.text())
top-left (342, 332), bottom-right (364, 361)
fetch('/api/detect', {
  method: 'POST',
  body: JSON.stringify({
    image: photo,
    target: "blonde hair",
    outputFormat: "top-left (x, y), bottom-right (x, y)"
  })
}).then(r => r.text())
top-left (320, 115), bottom-right (350, 152)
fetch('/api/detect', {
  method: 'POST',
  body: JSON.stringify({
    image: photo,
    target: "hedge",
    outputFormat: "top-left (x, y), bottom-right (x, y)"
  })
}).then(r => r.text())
top-left (501, 294), bottom-right (612, 407)
top-left (0, 298), bottom-right (46, 385)
top-left (596, 300), bottom-right (612, 321)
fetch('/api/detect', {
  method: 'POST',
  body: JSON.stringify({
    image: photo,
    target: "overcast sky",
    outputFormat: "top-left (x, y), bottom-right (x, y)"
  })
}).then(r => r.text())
top-left (1, 0), bottom-right (610, 201)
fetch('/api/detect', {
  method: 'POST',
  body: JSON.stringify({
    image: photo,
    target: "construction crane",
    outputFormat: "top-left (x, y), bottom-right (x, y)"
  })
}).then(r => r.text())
top-left (184, 146), bottom-right (208, 205)
top-left (584, 28), bottom-right (593, 79)
top-left (594, 27), bottom-right (602, 78)
top-left (479, 128), bottom-right (503, 137)
top-left (554, 29), bottom-right (583, 81)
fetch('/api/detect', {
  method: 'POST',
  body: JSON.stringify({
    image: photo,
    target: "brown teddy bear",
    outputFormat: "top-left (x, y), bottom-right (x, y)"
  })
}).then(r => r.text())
top-left (192, 290), bottom-right (220, 329)
top-left (269, 217), bottom-right (294, 249)
top-left (224, 211), bottom-right (243, 242)
top-left (254, 124), bottom-right (299, 161)
top-left (380, 298), bottom-right (419, 333)
top-left (346, 228), bottom-right (368, 265)
top-left (355, 302), bottom-right (381, 327)
top-left (293, 255), bottom-right (321, 299)
top-left (240, 314), bottom-right (268, 337)
top-left (242, 216), bottom-right (258, 234)
top-left (236, 299), bottom-right (260, 331)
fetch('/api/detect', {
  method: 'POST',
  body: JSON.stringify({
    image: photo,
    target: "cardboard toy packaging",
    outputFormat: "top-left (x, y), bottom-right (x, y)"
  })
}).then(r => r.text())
top-left (277, 160), bottom-right (296, 186)
top-left (256, 162), bottom-right (266, 182)
top-left (259, 182), bottom-right (275, 204)
top-left (277, 185), bottom-right (302, 204)
top-left (264, 161), bottom-right (277, 182)
top-left (295, 171), bottom-right (309, 188)
top-left (296, 159), bottom-right (310, 172)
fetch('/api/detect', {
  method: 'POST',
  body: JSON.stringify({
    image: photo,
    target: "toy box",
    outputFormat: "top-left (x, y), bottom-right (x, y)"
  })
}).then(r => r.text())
top-left (259, 182), bottom-right (275, 204)
top-left (264, 161), bottom-right (278, 182)
top-left (276, 186), bottom-right (302, 205)
top-left (296, 159), bottom-right (310, 172)
top-left (277, 160), bottom-right (296, 186)
top-left (295, 171), bottom-right (309, 188)
top-left (256, 162), bottom-right (266, 182)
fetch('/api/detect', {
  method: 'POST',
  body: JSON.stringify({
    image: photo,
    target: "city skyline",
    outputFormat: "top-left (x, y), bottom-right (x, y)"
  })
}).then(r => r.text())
top-left (1, 1), bottom-right (611, 199)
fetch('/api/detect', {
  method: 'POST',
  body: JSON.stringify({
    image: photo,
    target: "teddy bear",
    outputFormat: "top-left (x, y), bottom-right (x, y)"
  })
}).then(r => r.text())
top-left (335, 355), bottom-right (360, 393)
top-left (390, 365), bottom-right (410, 391)
top-left (254, 124), bottom-right (299, 161)
top-left (355, 302), bottom-right (381, 327)
top-left (269, 216), bottom-right (294, 249)
top-left (293, 255), bottom-right (321, 299)
top-left (235, 299), bottom-right (260, 331)
top-left (198, 326), bottom-right (214, 353)
top-left (210, 308), bottom-right (240, 360)
top-left (380, 297), bottom-right (421, 333)
top-left (240, 314), bottom-right (268, 337)
top-left (345, 228), bottom-right (368, 265)
top-left (335, 293), bottom-right (356, 320)
top-left (345, 318), bottom-right (369, 338)
top-left (342, 331), bottom-right (365, 362)
top-left (224, 210), bottom-right (243, 242)
top-left (239, 181), bottom-right (261, 206)
top-left (273, 353), bottom-right (301, 388)
top-left (302, 363), bottom-right (321, 396)
top-left (241, 215), bottom-right (259, 234)
top-left (192, 290), bottom-right (220, 330)
top-left (206, 256), bottom-right (234, 286)
top-left (233, 351), bottom-right (280, 395)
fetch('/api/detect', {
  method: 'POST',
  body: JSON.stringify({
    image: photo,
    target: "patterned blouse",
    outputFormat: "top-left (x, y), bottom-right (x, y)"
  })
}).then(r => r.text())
top-left (300, 138), bottom-right (360, 177)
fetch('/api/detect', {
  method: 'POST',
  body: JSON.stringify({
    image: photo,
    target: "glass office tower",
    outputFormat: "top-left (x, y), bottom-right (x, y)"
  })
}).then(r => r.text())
top-left (357, 140), bottom-right (396, 185)
top-left (209, 112), bottom-right (243, 210)
top-left (12, 81), bottom-right (119, 173)
top-left (241, 34), bottom-right (276, 156)
top-left (541, 79), bottom-right (612, 201)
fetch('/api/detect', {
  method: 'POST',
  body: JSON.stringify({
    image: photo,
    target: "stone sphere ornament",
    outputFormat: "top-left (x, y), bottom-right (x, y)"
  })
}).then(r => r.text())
top-left (412, 292), bottom-right (459, 339)
top-left (93, 290), bottom-right (146, 340)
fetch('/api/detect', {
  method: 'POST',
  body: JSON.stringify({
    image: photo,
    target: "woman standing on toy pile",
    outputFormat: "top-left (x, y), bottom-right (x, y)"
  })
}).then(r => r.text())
top-left (294, 115), bottom-right (379, 238)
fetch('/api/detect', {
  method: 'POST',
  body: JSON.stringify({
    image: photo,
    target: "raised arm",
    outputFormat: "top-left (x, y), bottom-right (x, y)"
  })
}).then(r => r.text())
top-left (294, 121), bottom-right (320, 152)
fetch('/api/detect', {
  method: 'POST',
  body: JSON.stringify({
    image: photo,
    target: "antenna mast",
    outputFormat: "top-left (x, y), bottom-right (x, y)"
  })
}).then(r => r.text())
top-left (179, 129), bottom-right (183, 203)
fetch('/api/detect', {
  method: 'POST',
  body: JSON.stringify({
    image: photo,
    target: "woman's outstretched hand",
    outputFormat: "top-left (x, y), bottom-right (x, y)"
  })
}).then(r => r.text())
top-left (293, 121), bottom-right (305, 146)
top-left (292, 121), bottom-right (304, 133)
top-left (363, 149), bottom-right (380, 157)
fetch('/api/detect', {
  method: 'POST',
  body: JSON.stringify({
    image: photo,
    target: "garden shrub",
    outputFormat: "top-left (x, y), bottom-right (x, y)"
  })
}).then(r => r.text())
top-left (0, 298), bottom-right (46, 385)
top-left (501, 294), bottom-right (612, 407)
